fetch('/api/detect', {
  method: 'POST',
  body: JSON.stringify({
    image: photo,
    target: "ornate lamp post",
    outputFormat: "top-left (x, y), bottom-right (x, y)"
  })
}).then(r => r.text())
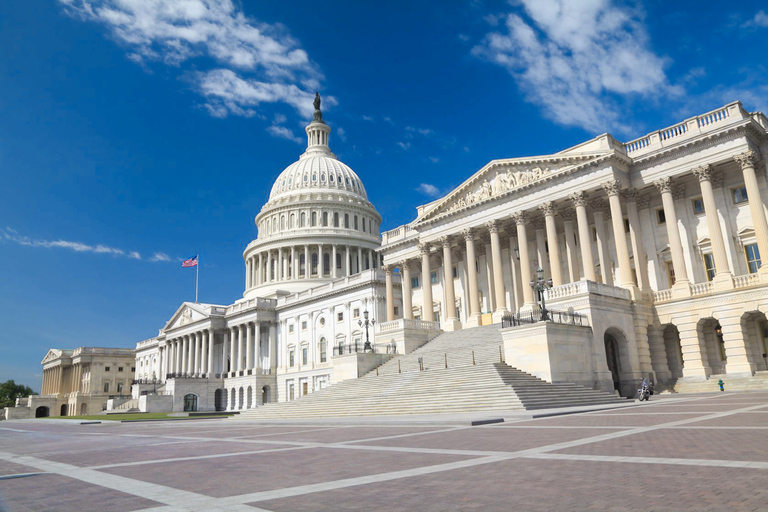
top-left (529, 267), bottom-right (553, 321)
top-left (358, 309), bottom-right (376, 352)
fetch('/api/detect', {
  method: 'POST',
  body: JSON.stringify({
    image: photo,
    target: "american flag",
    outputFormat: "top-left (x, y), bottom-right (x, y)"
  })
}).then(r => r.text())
top-left (182, 255), bottom-right (198, 268)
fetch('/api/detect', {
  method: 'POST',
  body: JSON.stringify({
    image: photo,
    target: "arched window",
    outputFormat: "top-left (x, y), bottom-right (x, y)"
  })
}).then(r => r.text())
top-left (300, 254), bottom-right (306, 274)
top-left (344, 213), bottom-right (350, 228)
top-left (281, 215), bottom-right (286, 230)
top-left (336, 252), bottom-right (342, 270)
top-left (319, 338), bottom-right (327, 363)
top-left (354, 215), bottom-right (358, 230)
top-left (300, 212), bottom-right (306, 227)
top-left (370, 219), bottom-right (373, 233)
top-left (311, 211), bottom-right (317, 227)
top-left (362, 217), bottom-right (366, 232)
top-left (323, 252), bottom-right (330, 275)
top-left (322, 212), bottom-right (328, 226)
top-left (312, 253), bottom-right (318, 274)
top-left (272, 217), bottom-right (277, 232)
top-left (290, 213), bottom-right (295, 228)
top-left (333, 212), bottom-right (339, 227)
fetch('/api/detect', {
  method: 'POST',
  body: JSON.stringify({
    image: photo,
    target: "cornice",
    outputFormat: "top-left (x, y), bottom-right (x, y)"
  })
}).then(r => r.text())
top-left (275, 278), bottom-right (388, 311)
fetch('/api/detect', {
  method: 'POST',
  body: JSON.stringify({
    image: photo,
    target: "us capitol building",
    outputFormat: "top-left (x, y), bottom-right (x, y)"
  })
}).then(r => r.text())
top-left (11, 98), bottom-right (768, 417)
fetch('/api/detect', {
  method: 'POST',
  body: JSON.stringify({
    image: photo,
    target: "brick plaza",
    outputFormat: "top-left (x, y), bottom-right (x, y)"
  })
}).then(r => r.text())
top-left (1, 392), bottom-right (767, 511)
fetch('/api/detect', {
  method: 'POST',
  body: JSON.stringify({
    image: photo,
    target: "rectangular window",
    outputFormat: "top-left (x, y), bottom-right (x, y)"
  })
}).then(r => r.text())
top-left (103, 382), bottom-right (110, 393)
top-left (302, 347), bottom-right (308, 365)
top-left (703, 253), bottom-right (716, 282)
top-left (288, 382), bottom-right (295, 400)
top-left (692, 197), bottom-right (705, 215)
top-left (289, 350), bottom-right (295, 367)
top-left (289, 324), bottom-right (294, 334)
top-left (411, 276), bottom-right (420, 289)
top-left (320, 343), bottom-right (327, 363)
top-left (337, 312), bottom-right (344, 322)
top-left (301, 321), bottom-right (307, 330)
top-left (353, 308), bottom-right (360, 318)
top-left (117, 382), bottom-right (124, 393)
top-left (656, 208), bottom-right (666, 224)
top-left (105, 367), bottom-right (110, 372)
top-left (666, 261), bottom-right (676, 287)
top-left (431, 271), bottom-right (438, 284)
top-left (131, 367), bottom-right (135, 372)
top-left (745, 243), bottom-right (762, 274)
top-left (118, 367), bottom-right (123, 372)
top-left (732, 185), bottom-right (748, 204)
top-left (452, 264), bottom-right (458, 279)
top-left (394, 306), bottom-right (400, 316)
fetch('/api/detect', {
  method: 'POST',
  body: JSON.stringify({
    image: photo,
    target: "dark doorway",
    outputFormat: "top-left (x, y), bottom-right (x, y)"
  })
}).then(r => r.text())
top-left (35, 406), bottom-right (49, 418)
top-left (214, 389), bottom-right (225, 411)
top-left (262, 385), bottom-right (270, 405)
top-left (183, 394), bottom-right (198, 412)
top-left (60, 404), bottom-right (68, 416)
top-left (604, 333), bottom-right (621, 393)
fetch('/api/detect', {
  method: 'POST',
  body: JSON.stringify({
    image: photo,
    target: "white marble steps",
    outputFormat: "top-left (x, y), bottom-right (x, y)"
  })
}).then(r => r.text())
top-left (674, 371), bottom-right (768, 393)
top-left (233, 362), bottom-right (624, 420)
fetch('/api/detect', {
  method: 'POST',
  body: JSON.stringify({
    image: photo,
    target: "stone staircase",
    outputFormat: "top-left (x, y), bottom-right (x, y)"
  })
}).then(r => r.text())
top-left (674, 371), bottom-right (768, 394)
top-left (102, 398), bottom-right (140, 414)
top-left (234, 325), bottom-right (625, 420)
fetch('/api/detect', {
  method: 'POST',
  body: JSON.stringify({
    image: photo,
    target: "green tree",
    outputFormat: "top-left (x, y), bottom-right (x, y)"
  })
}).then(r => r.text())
top-left (0, 380), bottom-right (36, 408)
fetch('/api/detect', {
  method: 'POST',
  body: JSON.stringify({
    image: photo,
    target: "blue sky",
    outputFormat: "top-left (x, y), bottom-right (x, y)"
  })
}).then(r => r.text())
top-left (3, 0), bottom-right (768, 390)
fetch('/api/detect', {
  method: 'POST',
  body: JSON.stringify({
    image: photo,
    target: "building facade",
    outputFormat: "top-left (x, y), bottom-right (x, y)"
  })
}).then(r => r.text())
top-left (380, 101), bottom-right (768, 396)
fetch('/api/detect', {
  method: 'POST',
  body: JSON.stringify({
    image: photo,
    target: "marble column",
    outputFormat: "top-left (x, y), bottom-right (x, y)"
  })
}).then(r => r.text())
top-left (207, 330), bottom-right (214, 375)
top-left (238, 324), bottom-right (246, 372)
top-left (401, 261), bottom-right (413, 320)
top-left (511, 212), bottom-right (535, 306)
top-left (591, 200), bottom-right (613, 286)
top-left (487, 220), bottom-right (509, 320)
top-left (290, 246), bottom-right (296, 280)
top-left (332, 245), bottom-right (338, 278)
top-left (654, 177), bottom-right (691, 295)
top-left (229, 327), bottom-right (237, 376)
top-left (384, 265), bottom-right (395, 321)
top-left (181, 336), bottom-right (188, 375)
top-left (419, 242), bottom-right (434, 322)
top-left (246, 322), bottom-right (254, 371)
top-left (508, 234), bottom-right (523, 312)
top-left (623, 189), bottom-right (651, 291)
top-left (193, 332), bottom-right (200, 376)
top-left (319, 244), bottom-right (325, 277)
top-left (735, 150), bottom-right (768, 277)
top-left (693, 164), bottom-right (734, 289)
top-left (463, 228), bottom-right (482, 326)
top-left (357, 247), bottom-right (363, 274)
top-left (532, 217), bottom-right (549, 278)
top-left (222, 331), bottom-right (229, 374)
top-left (603, 179), bottom-right (635, 290)
top-left (539, 201), bottom-right (563, 286)
top-left (440, 236), bottom-right (460, 330)
top-left (255, 321), bottom-right (262, 371)
top-left (245, 259), bottom-right (251, 290)
top-left (570, 191), bottom-right (597, 281)
top-left (560, 208), bottom-right (579, 283)
top-left (258, 253), bottom-right (263, 285)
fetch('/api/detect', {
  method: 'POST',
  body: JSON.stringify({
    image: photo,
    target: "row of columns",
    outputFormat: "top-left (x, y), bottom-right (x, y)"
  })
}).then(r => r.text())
top-left (41, 364), bottom-right (85, 396)
top-left (245, 245), bottom-right (377, 289)
top-left (226, 321), bottom-right (263, 376)
top-left (42, 366), bottom-right (62, 395)
top-left (165, 330), bottom-right (214, 377)
top-left (383, 150), bottom-right (768, 323)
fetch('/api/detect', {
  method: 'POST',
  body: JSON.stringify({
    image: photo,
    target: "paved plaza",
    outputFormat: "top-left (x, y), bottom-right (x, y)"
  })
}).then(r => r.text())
top-left (1, 392), bottom-right (767, 511)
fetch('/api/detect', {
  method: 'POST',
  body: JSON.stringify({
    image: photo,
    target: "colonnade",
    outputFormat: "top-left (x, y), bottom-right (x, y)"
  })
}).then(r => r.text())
top-left (41, 363), bottom-right (84, 396)
top-left (245, 244), bottom-right (378, 289)
top-left (383, 151), bottom-right (768, 324)
top-left (165, 330), bottom-right (214, 378)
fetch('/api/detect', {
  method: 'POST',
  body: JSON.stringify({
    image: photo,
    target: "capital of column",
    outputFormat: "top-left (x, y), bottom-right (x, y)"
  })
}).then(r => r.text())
top-left (438, 235), bottom-right (451, 248)
top-left (692, 164), bottom-right (712, 182)
top-left (399, 259), bottom-right (412, 271)
top-left (382, 264), bottom-right (393, 275)
top-left (590, 199), bottom-right (610, 216)
top-left (621, 188), bottom-right (638, 203)
top-left (462, 228), bottom-right (474, 241)
top-left (653, 176), bottom-right (673, 194)
top-left (711, 172), bottom-right (724, 188)
top-left (485, 220), bottom-right (500, 233)
top-left (672, 184), bottom-right (686, 200)
top-left (529, 216), bottom-right (545, 229)
top-left (636, 195), bottom-right (650, 210)
top-left (418, 242), bottom-right (430, 255)
top-left (510, 211), bottom-right (526, 226)
top-left (537, 201), bottom-right (555, 217)
top-left (569, 191), bottom-right (588, 207)
top-left (734, 149), bottom-right (759, 170)
top-left (601, 178), bottom-right (624, 197)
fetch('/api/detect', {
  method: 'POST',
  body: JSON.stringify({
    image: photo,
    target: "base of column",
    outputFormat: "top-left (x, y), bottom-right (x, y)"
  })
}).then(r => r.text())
top-left (619, 283), bottom-right (641, 300)
top-left (492, 310), bottom-right (510, 323)
top-left (681, 365), bottom-right (710, 379)
top-left (671, 280), bottom-right (692, 299)
top-left (441, 318), bottom-right (462, 331)
top-left (465, 314), bottom-right (482, 328)
top-left (713, 272), bottom-right (735, 292)
top-left (759, 266), bottom-right (768, 283)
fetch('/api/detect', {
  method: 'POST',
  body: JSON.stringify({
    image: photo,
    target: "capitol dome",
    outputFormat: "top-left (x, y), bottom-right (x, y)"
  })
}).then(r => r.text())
top-left (242, 94), bottom-right (382, 299)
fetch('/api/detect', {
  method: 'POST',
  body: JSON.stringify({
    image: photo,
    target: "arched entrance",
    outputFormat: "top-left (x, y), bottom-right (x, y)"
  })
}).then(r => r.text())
top-left (246, 386), bottom-right (253, 409)
top-left (214, 389), bottom-right (226, 411)
top-left (35, 406), bottom-right (49, 418)
top-left (741, 311), bottom-right (768, 372)
top-left (604, 333), bottom-right (621, 393)
top-left (699, 318), bottom-right (725, 375)
top-left (183, 394), bottom-right (198, 412)
top-left (238, 387), bottom-right (244, 410)
top-left (230, 388), bottom-right (236, 410)
top-left (663, 324), bottom-right (684, 378)
top-left (80, 403), bottom-right (88, 415)
top-left (262, 385), bottom-right (270, 405)
top-left (60, 404), bottom-right (68, 416)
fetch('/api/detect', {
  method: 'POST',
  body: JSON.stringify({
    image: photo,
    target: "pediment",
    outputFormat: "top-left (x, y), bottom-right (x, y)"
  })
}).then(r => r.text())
top-left (41, 349), bottom-right (62, 364)
top-left (164, 302), bottom-right (210, 331)
top-left (413, 152), bottom-right (611, 225)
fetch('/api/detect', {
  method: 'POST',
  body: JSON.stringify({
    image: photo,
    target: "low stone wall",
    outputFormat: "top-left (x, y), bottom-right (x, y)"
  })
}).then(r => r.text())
top-left (332, 352), bottom-right (393, 383)
top-left (165, 378), bottom-right (224, 412)
top-left (139, 394), bottom-right (174, 413)
top-left (3, 407), bottom-right (31, 420)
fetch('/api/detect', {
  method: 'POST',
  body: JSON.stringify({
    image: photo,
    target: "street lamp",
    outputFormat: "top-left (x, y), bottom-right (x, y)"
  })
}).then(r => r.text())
top-left (358, 309), bottom-right (376, 352)
top-left (529, 267), bottom-right (553, 321)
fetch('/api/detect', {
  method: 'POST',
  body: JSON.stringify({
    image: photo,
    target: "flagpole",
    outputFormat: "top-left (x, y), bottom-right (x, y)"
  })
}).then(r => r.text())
top-left (195, 254), bottom-right (199, 303)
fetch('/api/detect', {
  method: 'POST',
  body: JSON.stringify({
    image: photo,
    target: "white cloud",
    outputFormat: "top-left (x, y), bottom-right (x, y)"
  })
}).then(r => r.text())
top-left (150, 252), bottom-right (172, 262)
top-left (417, 183), bottom-right (442, 197)
top-left (429, 156), bottom-right (440, 163)
top-left (267, 125), bottom-right (303, 144)
top-left (337, 127), bottom-right (346, 142)
top-left (0, 228), bottom-right (141, 259)
top-left (743, 10), bottom-right (768, 27)
top-left (397, 141), bottom-right (411, 150)
top-left (362, 115), bottom-right (374, 121)
top-left (58, 0), bottom-right (330, 119)
top-left (472, 0), bottom-right (679, 133)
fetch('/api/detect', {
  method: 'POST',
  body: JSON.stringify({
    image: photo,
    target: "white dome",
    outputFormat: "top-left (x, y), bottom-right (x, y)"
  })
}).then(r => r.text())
top-left (268, 154), bottom-right (368, 201)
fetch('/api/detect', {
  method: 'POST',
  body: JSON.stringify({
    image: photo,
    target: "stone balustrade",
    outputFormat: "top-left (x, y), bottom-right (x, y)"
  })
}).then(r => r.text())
top-left (734, 273), bottom-right (760, 289)
top-left (545, 280), bottom-right (631, 302)
top-left (690, 282), bottom-right (714, 297)
top-left (378, 318), bottom-right (440, 333)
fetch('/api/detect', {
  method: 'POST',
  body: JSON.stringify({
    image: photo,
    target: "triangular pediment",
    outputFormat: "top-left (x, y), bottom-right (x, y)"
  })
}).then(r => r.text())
top-left (413, 151), bottom-right (612, 225)
top-left (41, 349), bottom-right (62, 364)
top-left (164, 302), bottom-right (211, 331)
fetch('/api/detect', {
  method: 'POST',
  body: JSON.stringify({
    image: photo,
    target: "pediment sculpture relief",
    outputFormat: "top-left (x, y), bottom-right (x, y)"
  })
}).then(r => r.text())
top-left (447, 166), bottom-right (551, 214)
top-left (179, 308), bottom-right (193, 326)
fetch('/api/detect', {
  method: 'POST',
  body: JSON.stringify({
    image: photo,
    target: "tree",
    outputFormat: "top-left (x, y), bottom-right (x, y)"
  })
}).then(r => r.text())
top-left (0, 380), bottom-right (36, 408)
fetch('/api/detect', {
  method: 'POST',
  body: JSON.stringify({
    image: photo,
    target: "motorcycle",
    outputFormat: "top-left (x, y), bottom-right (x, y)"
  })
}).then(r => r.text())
top-left (637, 379), bottom-right (653, 401)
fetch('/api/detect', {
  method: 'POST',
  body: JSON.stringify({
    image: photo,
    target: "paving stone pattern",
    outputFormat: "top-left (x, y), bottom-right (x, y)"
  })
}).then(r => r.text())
top-left (0, 391), bottom-right (766, 511)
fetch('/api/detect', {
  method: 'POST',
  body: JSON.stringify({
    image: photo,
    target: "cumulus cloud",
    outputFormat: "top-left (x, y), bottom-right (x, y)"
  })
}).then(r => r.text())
top-left (150, 252), bottom-right (172, 262)
top-left (337, 127), bottom-right (346, 142)
top-left (472, 0), bottom-right (679, 133)
top-left (57, 0), bottom-right (333, 131)
top-left (417, 183), bottom-right (442, 197)
top-left (743, 10), bottom-right (768, 27)
top-left (267, 125), bottom-right (303, 144)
